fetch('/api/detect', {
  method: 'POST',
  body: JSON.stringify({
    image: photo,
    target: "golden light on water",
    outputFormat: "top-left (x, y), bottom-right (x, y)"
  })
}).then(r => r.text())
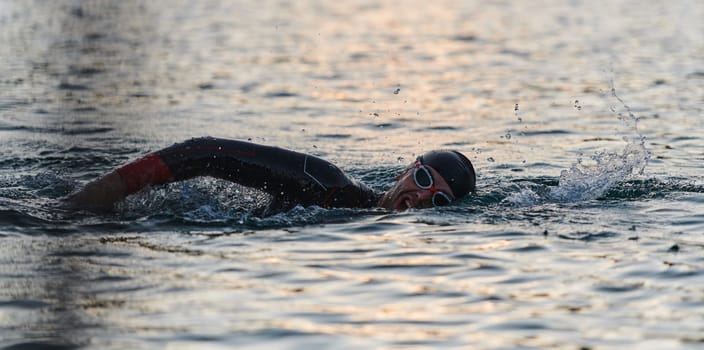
top-left (2, 1), bottom-right (704, 349)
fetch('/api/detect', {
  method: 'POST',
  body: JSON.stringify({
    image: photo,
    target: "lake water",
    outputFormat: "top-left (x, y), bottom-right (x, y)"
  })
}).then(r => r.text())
top-left (1, 0), bottom-right (703, 349)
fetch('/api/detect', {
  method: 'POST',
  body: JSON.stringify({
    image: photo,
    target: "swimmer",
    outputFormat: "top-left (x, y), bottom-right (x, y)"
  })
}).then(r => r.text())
top-left (65, 137), bottom-right (476, 215)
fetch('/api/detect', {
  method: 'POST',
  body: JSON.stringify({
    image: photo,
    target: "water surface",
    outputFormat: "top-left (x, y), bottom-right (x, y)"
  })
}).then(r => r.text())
top-left (1, 1), bottom-right (703, 349)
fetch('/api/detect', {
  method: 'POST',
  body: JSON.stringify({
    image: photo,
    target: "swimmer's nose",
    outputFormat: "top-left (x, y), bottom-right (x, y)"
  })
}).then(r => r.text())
top-left (414, 190), bottom-right (434, 208)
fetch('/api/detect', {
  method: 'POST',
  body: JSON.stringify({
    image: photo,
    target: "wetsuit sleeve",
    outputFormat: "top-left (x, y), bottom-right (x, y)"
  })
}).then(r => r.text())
top-left (115, 153), bottom-right (174, 194)
top-left (115, 137), bottom-right (379, 210)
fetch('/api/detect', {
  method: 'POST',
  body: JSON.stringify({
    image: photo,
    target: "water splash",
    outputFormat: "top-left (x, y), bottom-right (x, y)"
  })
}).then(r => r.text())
top-left (550, 75), bottom-right (652, 202)
top-left (504, 129), bottom-right (649, 206)
top-left (504, 187), bottom-right (541, 206)
top-left (505, 77), bottom-right (651, 206)
top-left (573, 99), bottom-right (582, 110)
top-left (549, 140), bottom-right (649, 202)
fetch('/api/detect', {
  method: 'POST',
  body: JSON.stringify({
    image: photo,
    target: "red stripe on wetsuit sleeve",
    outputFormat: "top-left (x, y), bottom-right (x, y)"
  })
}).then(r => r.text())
top-left (115, 153), bottom-right (174, 194)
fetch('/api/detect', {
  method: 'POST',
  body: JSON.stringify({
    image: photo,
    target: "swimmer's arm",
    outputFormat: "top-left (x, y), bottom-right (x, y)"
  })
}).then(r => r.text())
top-left (65, 153), bottom-right (174, 211)
top-left (63, 137), bottom-right (298, 211)
top-left (65, 136), bottom-right (354, 211)
top-left (64, 171), bottom-right (128, 211)
top-left (63, 137), bottom-right (306, 211)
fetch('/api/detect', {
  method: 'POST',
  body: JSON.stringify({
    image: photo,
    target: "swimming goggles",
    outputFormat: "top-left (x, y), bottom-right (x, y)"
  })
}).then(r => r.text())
top-left (412, 160), bottom-right (454, 207)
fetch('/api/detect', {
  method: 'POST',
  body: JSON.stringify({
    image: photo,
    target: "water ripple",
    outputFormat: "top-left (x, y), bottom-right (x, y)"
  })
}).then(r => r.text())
top-left (1, 1), bottom-right (703, 349)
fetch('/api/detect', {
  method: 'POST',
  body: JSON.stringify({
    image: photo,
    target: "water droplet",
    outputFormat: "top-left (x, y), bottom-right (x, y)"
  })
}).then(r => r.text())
top-left (393, 88), bottom-right (401, 94)
top-left (514, 103), bottom-right (519, 111)
top-left (505, 132), bottom-right (512, 140)
top-left (487, 157), bottom-right (495, 162)
top-left (397, 156), bottom-right (405, 163)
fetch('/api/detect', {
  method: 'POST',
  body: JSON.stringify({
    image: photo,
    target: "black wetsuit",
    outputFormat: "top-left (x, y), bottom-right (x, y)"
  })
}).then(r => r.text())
top-left (116, 137), bottom-right (380, 215)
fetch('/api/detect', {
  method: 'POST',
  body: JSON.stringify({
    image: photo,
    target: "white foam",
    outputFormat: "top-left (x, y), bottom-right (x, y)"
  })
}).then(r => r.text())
top-left (503, 187), bottom-right (541, 206)
top-left (549, 140), bottom-right (649, 202)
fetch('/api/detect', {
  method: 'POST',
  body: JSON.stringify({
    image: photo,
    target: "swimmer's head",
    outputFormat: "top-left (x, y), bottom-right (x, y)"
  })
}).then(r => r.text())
top-left (417, 150), bottom-right (476, 199)
top-left (378, 150), bottom-right (476, 210)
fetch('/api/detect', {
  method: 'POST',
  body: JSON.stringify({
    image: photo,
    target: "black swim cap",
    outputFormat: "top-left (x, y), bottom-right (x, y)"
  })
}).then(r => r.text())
top-left (418, 150), bottom-right (476, 199)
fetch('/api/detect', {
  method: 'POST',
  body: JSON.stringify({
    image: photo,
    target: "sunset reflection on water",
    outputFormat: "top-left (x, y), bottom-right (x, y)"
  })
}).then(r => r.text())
top-left (1, 0), bottom-right (703, 349)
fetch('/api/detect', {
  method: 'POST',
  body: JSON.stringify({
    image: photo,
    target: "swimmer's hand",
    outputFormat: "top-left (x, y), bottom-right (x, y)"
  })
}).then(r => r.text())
top-left (63, 171), bottom-right (128, 212)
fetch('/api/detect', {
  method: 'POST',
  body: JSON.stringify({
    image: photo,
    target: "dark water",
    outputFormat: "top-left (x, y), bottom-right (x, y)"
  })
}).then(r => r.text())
top-left (1, 0), bottom-right (703, 349)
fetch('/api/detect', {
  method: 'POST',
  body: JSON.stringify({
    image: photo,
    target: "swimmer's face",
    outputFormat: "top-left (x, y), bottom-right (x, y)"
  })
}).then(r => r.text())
top-left (378, 164), bottom-right (455, 210)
